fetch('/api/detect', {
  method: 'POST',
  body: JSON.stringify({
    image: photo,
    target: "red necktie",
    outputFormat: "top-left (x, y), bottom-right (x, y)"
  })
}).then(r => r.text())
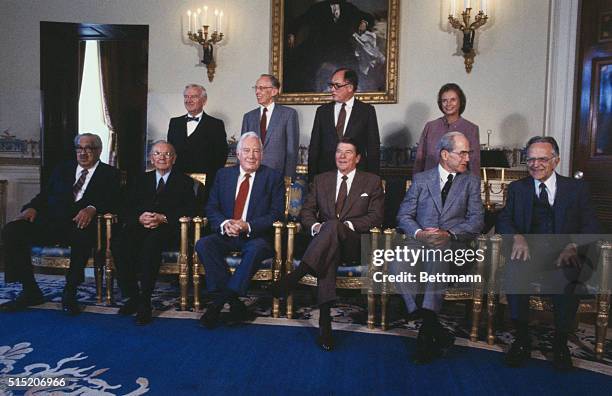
top-left (233, 173), bottom-right (251, 220)
top-left (73, 169), bottom-right (89, 200)
top-left (260, 108), bottom-right (268, 144)
top-left (336, 103), bottom-right (346, 139)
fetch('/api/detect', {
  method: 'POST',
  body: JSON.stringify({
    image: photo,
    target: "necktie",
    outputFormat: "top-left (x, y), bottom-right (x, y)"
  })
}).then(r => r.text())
top-left (187, 116), bottom-right (199, 122)
top-left (335, 175), bottom-right (348, 218)
top-left (73, 169), bottom-right (89, 200)
top-left (336, 103), bottom-right (346, 139)
top-left (156, 177), bottom-right (166, 195)
top-left (441, 173), bottom-right (454, 206)
top-left (260, 107), bottom-right (268, 144)
top-left (233, 174), bottom-right (251, 220)
top-left (539, 183), bottom-right (550, 207)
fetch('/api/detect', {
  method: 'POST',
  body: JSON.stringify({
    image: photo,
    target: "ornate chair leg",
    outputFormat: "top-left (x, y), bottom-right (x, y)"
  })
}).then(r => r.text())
top-left (192, 217), bottom-right (204, 312)
top-left (286, 222), bottom-right (297, 319)
top-left (103, 214), bottom-right (116, 305)
top-left (367, 293), bottom-right (376, 329)
top-left (272, 221), bottom-right (284, 318)
top-left (95, 214), bottom-right (103, 303)
top-left (470, 235), bottom-right (488, 341)
top-left (487, 235), bottom-right (502, 345)
top-left (595, 241), bottom-right (611, 360)
top-left (178, 217), bottom-right (190, 311)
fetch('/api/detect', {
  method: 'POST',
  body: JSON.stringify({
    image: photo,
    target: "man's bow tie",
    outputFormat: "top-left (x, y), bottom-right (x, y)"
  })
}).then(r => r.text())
top-left (187, 116), bottom-right (200, 122)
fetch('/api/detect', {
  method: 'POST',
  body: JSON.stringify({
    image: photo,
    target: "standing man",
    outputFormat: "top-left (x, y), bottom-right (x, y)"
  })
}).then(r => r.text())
top-left (497, 136), bottom-right (600, 370)
top-left (195, 132), bottom-right (284, 329)
top-left (271, 137), bottom-right (384, 351)
top-left (308, 68), bottom-right (380, 181)
top-left (167, 84), bottom-right (228, 192)
top-left (1, 133), bottom-right (120, 315)
top-left (394, 131), bottom-right (483, 364)
top-left (113, 141), bottom-right (195, 325)
top-left (241, 74), bottom-right (299, 178)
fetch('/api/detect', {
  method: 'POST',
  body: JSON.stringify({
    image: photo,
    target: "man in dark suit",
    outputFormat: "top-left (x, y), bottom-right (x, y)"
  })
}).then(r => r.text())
top-left (1, 133), bottom-right (120, 315)
top-left (308, 68), bottom-right (380, 181)
top-left (241, 74), bottom-right (299, 178)
top-left (272, 137), bottom-right (384, 351)
top-left (113, 141), bottom-right (196, 325)
top-left (195, 132), bottom-right (284, 329)
top-left (497, 136), bottom-right (601, 370)
top-left (394, 131), bottom-right (484, 363)
top-left (167, 83), bottom-right (228, 194)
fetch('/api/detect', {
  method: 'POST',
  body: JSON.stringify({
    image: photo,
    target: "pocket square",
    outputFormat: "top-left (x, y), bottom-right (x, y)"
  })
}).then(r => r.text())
top-left (360, 193), bottom-right (369, 197)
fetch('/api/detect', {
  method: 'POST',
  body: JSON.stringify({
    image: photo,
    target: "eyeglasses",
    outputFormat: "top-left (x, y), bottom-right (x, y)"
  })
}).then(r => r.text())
top-left (526, 156), bottom-right (556, 165)
top-left (75, 146), bottom-right (98, 154)
top-left (327, 82), bottom-right (351, 90)
top-left (252, 86), bottom-right (274, 91)
top-left (152, 151), bottom-right (175, 158)
top-left (449, 150), bottom-right (473, 158)
top-left (240, 148), bottom-right (262, 155)
top-left (183, 95), bottom-right (202, 100)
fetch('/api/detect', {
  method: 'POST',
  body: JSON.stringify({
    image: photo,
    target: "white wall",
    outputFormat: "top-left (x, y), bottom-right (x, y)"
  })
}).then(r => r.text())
top-left (0, 0), bottom-right (552, 153)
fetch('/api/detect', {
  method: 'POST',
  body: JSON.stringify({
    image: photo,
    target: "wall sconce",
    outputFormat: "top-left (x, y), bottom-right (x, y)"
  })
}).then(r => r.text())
top-left (186, 6), bottom-right (225, 82)
top-left (448, 0), bottom-right (488, 73)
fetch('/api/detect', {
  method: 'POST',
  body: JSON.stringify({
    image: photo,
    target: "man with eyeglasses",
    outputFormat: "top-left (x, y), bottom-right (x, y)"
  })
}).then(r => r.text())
top-left (392, 131), bottom-right (483, 364)
top-left (112, 141), bottom-right (196, 325)
top-left (167, 83), bottom-right (228, 202)
top-left (1, 133), bottom-right (120, 315)
top-left (241, 74), bottom-right (299, 179)
top-left (195, 132), bottom-right (284, 329)
top-left (308, 67), bottom-right (380, 182)
top-left (497, 136), bottom-right (600, 370)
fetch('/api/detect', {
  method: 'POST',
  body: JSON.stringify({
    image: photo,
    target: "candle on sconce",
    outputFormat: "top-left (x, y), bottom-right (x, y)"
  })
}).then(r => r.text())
top-left (197, 8), bottom-right (202, 29)
top-left (219, 11), bottom-right (223, 32)
top-left (187, 10), bottom-right (192, 32)
top-left (483, 168), bottom-right (488, 183)
top-left (203, 6), bottom-right (208, 26)
top-left (481, 0), bottom-right (487, 15)
top-left (464, 0), bottom-right (471, 9)
top-left (214, 9), bottom-right (219, 31)
top-left (450, 0), bottom-right (456, 16)
top-left (501, 168), bottom-right (505, 183)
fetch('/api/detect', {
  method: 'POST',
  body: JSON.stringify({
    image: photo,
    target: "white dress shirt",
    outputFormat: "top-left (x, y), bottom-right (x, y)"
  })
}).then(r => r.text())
top-left (186, 111), bottom-right (203, 137)
top-left (312, 169), bottom-right (357, 235)
top-left (220, 168), bottom-right (256, 234)
top-left (413, 165), bottom-right (457, 238)
top-left (333, 96), bottom-right (355, 136)
top-left (74, 161), bottom-right (100, 202)
top-left (534, 172), bottom-right (557, 206)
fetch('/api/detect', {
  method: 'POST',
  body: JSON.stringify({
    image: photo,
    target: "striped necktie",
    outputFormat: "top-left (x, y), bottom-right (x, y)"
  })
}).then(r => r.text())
top-left (73, 169), bottom-right (89, 200)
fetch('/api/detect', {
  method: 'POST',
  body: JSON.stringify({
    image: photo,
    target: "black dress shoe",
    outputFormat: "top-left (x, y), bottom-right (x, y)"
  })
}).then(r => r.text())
top-left (317, 321), bottom-right (335, 351)
top-left (413, 325), bottom-right (436, 364)
top-left (0, 290), bottom-right (45, 312)
top-left (119, 298), bottom-right (139, 315)
top-left (268, 279), bottom-right (289, 299)
top-left (200, 304), bottom-right (222, 329)
top-left (61, 299), bottom-right (81, 316)
top-left (504, 341), bottom-right (531, 367)
top-left (135, 307), bottom-right (153, 326)
top-left (433, 323), bottom-right (455, 357)
top-left (227, 300), bottom-right (253, 325)
top-left (552, 344), bottom-right (573, 371)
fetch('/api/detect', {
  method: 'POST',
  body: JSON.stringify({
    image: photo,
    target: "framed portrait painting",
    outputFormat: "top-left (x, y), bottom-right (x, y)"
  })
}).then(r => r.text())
top-left (271, 0), bottom-right (399, 104)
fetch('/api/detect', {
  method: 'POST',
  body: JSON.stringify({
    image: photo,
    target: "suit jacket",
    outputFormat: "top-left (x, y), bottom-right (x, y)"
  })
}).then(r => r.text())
top-left (241, 104), bottom-right (299, 178)
top-left (300, 170), bottom-right (384, 234)
top-left (206, 165), bottom-right (285, 240)
top-left (496, 173), bottom-right (600, 235)
top-left (122, 170), bottom-right (196, 231)
top-left (24, 160), bottom-right (121, 225)
top-left (397, 167), bottom-right (484, 240)
top-left (308, 99), bottom-right (380, 180)
top-left (167, 112), bottom-right (228, 184)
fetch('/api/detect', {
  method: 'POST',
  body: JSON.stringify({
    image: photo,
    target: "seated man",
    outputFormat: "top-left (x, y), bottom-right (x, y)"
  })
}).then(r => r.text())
top-left (271, 137), bottom-right (384, 351)
top-left (1, 133), bottom-right (120, 315)
top-left (393, 131), bottom-right (483, 363)
top-left (196, 132), bottom-right (284, 328)
top-left (497, 136), bottom-right (601, 370)
top-left (113, 141), bottom-right (196, 325)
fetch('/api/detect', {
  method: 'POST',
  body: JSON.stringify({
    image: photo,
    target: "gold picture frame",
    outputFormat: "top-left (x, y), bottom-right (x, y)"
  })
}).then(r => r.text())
top-left (271, 0), bottom-right (400, 105)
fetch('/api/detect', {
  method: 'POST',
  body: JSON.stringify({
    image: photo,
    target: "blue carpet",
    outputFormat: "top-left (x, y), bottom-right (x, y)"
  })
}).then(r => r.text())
top-left (0, 310), bottom-right (610, 395)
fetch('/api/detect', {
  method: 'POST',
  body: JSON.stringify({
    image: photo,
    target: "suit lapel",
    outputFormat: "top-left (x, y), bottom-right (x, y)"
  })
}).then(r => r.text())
top-left (440, 172), bottom-right (465, 215)
top-left (264, 106), bottom-right (281, 147)
top-left (325, 172), bottom-right (338, 219)
top-left (344, 100), bottom-right (360, 138)
top-left (523, 177), bottom-right (534, 232)
top-left (553, 174), bottom-right (568, 233)
top-left (246, 168), bottom-right (264, 220)
top-left (340, 171), bottom-right (363, 218)
top-left (426, 168), bottom-right (443, 215)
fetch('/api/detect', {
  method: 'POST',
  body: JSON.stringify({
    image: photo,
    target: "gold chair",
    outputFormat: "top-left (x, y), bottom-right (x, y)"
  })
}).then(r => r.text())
top-left (31, 214), bottom-right (106, 302)
top-left (487, 235), bottom-right (611, 360)
top-left (102, 173), bottom-right (206, 310)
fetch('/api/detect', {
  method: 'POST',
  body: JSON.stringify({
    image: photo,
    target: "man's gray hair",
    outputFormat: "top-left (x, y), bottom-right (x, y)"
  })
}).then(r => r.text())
top-left (436, 131), bottom-right (466, 154)
top-left (260, 74), bottom-right (280, 89)
top-left (184, 83), bottom-right (207, 98)
top-left (526, 136), bottom-right (559, 157)
top-left (149, 140), bottom-right (176, 155)
top-left (74, 133), bottom-right (102, 149)
top-left (237, 132), bottom-right (263, 152)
